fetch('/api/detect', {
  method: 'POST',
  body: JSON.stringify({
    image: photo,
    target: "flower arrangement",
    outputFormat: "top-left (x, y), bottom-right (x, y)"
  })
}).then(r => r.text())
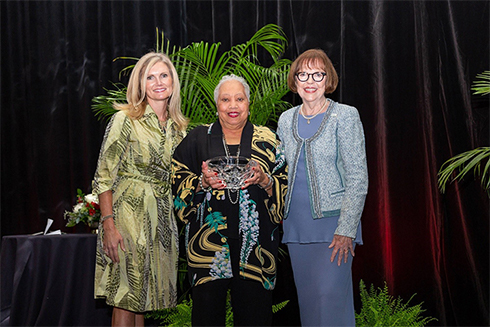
top-left (64, 189), bottom-right (101, 227)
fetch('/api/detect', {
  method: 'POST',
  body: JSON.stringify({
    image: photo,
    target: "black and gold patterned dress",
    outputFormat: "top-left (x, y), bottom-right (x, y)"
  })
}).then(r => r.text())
top-left (171, 120), bottom-right (287, 290)
top-left (92, 105), bottom-right (185, 312)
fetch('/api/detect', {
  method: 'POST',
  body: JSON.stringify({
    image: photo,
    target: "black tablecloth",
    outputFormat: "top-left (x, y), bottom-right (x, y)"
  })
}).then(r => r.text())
top-left (1, 233), bottom-right (112, 326)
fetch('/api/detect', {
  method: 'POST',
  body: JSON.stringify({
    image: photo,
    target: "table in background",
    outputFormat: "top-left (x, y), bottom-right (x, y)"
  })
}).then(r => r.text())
top-left (1, 233), bottom-right (112, 326)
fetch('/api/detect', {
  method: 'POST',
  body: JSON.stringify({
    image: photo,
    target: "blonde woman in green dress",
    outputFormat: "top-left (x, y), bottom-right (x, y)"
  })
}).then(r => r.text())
top-left (92, 52), bottom-right (187, 326)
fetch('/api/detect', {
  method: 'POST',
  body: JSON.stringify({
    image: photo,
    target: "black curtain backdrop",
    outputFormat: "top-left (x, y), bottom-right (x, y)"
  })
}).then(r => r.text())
top-left (1, 1), bottom-right (489, 326)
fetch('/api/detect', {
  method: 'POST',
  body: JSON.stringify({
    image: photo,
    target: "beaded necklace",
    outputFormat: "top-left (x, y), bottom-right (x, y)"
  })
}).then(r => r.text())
top-left (222, 133), bottom-right (240, 204)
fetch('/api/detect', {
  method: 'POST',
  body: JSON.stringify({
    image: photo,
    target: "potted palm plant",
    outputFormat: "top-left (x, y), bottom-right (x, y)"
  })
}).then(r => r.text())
top-left (91, 24), bottom-right (292, 128)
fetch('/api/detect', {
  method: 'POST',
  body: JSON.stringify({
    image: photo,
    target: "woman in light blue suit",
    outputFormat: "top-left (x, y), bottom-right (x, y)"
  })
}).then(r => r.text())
top-left (277, 49), bottom-right (368, 327)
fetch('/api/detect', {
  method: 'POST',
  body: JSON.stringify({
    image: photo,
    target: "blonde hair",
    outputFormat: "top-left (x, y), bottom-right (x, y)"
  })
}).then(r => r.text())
top-left (287, 49), bottom-right (338, 95)
top-left (114, 51), bottom-right (188, 131)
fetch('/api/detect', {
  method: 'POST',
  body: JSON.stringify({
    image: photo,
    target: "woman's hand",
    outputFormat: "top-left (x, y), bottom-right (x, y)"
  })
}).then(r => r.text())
top-left (200, 161), bottom-right (226, 190)
top-left (243, 161), bottom-right (273, 196)
top-left (329, 234), bottom-right (355, 266)
top-left (102, 219), bottom-right (125, 263)
top-left (243, 161), bottom-right (265, 187)
top-left (98, 190), bottom-right (125, 263)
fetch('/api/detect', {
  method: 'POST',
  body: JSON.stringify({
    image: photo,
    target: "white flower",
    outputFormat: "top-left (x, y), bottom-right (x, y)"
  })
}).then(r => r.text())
top-left (210, 247), bottom-right (232, 279)
top-left (84, 193), bottom-right (99, 204)
top-left (73, 202), bottom-right (84, 212)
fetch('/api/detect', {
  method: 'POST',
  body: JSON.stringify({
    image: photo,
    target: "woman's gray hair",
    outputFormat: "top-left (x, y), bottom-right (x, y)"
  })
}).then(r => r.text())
top-left (214, 74), bottom-right (251, 104)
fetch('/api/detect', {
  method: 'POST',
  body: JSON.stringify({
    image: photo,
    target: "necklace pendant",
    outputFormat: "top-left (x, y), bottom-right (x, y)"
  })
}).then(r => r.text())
top-left (307, 119), bottom-right (311, 124)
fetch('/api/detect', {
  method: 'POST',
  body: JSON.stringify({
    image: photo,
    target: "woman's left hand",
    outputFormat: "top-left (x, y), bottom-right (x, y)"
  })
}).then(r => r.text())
top-left (329, 234), bottom-right (355, 266)
top-left (243, 161), bottom-right (268, 189)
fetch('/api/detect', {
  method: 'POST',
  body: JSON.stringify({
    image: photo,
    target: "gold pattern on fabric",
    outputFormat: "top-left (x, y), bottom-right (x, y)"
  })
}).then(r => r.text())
top-left (187, 224), bottom-right (227, 268)
top-left (172, 122), bottom-right (288, 291)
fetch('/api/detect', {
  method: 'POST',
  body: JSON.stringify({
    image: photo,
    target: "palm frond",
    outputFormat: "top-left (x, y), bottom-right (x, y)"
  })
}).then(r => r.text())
top-left (438, 147), bottom-right (490, 195)
top-left (471, 71), bottom-right (490, 95)
top-left (172, 42), bottom-right (229, 124)
top-left (244, 60), bottom-right (292, 125)
top-left (112, 57), bottom-right (139, 79)
top-left (230, 23), bottom-right (288, 63)
top-left (91, 24), bottom-right (292, 128)
top-left (438, 70), bottom-right (490, 196)
top-left (272, 300), bottom-right (289, 313)
top-left (172, 23), bottom-right (291, 126)
top-left (174, 41), bottom-right (227, 77)
top-left (156, 27), bottom-right (181, 55)
top-left (91, 82), bottom-right (126, 121)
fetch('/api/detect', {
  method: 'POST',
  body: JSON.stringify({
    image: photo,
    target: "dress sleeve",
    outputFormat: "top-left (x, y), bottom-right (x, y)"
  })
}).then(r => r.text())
top-left (171, 129), bottom-right (202, 224)
top-left (92, 111), bottom-right (131, 195)
top-left (254, 127), bottom-right (288, 225)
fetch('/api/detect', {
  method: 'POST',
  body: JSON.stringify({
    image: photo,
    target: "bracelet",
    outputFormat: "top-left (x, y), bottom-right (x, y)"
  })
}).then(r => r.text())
top-left (199, 174), bottom-right (211, 192)
top-left (264, 178), bottom-right (274, 191)
top-left (264, 177), bottom-right (274, 191)
top-left (100, 214), bottom-right (114, 223)
top-left (258, 173), bottom-right (273, 190)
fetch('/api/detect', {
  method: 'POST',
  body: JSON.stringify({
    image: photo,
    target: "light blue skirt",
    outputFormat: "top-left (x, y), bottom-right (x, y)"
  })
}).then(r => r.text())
top-left (287, 242), bottom-right (356, 327)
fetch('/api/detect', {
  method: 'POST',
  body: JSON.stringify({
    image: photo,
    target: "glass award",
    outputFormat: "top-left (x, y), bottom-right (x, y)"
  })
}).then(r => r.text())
top-left (206, 156), bottom-right (257, 190)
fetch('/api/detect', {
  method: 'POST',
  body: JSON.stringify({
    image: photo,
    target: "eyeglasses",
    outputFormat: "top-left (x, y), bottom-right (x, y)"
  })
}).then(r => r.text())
top-left (295, 72), bottom-right (327, 82)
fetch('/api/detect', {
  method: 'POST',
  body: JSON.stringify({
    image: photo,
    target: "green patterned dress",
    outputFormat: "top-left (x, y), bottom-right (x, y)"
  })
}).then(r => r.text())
top-left (92, 105), bottom-right (185, 312)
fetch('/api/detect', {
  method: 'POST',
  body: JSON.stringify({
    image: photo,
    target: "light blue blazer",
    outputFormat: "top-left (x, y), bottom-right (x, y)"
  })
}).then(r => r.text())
top-left (277, 100), bottom-right (368, 238)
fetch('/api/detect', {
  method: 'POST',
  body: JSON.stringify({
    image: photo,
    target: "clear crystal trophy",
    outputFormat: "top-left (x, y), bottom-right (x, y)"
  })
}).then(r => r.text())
top-left (206, 156), bottom-right (257, 190)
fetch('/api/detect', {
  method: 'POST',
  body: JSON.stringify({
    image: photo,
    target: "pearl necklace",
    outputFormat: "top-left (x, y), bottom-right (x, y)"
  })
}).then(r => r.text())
top-left (300, 98), bottom-right (329, 124)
